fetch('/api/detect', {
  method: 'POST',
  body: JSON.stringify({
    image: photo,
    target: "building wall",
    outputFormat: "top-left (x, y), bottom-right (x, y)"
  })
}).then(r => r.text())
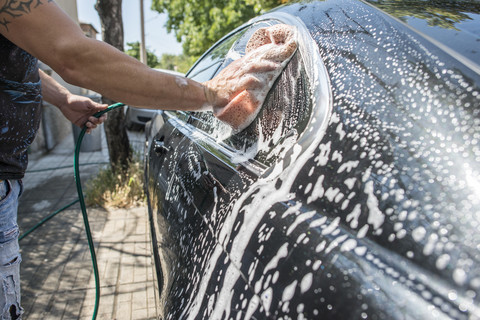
top-left (44, 0), bottom-right (81, 97)
top-left (55, 0), bottom-right (79, 24)
top-left (81, 23), bottom-right (99, 40)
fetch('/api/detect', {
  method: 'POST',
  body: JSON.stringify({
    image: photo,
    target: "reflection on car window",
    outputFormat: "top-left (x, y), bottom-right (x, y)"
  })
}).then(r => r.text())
top-left (214, 21), bottom-right (278, 76)
top-left (187, 31), bottom-right (246, 83)
top-left (230, 53), bottom-right (312, 165)
top-left (189, 20), bottom-right (312, 166)
top-left (171, 31), bottom-right (247, 121)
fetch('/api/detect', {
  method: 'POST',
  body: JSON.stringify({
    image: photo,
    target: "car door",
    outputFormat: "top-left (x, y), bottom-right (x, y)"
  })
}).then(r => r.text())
top-left (145, 17), bottom-right (326, 319)
top-left (145, 23), bottom-right (261, 319)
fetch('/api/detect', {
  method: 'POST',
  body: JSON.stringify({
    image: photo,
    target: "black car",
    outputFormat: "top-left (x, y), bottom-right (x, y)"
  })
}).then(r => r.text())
top-left (144, 0), bottom-right (480, 319)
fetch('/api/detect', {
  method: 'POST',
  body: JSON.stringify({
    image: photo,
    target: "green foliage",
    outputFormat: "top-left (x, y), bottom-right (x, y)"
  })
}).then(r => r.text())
top-left (366, 0), bottom-right (480, 30)
top-left (151, 0), bottom-right (285, 57)
top-left (125, 41), bottom-right (161, 68)
top-left (157, 53), bottom-right (196, 74)
top-left (85, 154), bottom-right (145, 209)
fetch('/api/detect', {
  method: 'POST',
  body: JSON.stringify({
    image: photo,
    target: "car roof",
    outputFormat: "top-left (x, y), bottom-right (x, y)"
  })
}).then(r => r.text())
top-left (364, 0), bottom-right (480, 74)
top-left (238, 0), bottom-right (479, 76)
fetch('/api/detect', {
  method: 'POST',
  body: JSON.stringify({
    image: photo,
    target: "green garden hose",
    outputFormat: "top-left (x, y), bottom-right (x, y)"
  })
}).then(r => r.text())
top-left (19, 162), bottom-right (110, 240)
top-left (73, 102), bottom-right (125, 320)
top-left (19, 102), bottom-right (125, 320)
top-left (18, 199), bottom-right (79, 241)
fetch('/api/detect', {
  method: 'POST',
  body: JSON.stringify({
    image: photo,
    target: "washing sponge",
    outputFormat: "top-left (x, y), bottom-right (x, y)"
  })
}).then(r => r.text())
top-left (214, 24), bottom-right (298, 132)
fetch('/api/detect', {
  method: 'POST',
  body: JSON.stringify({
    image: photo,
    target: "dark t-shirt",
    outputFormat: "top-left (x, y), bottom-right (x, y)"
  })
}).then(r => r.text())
top-left (0, 35), bottom-right (42, 180)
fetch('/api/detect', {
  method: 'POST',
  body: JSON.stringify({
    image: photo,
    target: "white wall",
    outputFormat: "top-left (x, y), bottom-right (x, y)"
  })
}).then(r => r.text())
top-left (55, 0), bottom-right (79, 24)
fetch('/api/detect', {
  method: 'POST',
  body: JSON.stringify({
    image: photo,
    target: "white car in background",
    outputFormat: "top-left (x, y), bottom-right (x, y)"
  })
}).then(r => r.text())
top-left (124, 68), bottom-right (184, 130)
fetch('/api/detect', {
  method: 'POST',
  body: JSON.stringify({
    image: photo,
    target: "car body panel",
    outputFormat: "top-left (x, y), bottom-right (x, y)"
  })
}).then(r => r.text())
top-left (364, 0), bottom-right (480, 73)
top-left (145, 0), bottom-right (480, 319)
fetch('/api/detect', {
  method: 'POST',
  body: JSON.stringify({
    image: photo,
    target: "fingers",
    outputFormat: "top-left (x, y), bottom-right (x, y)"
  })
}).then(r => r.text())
top-left (86, 101), bottom-right (108, 114)
top-left (85, 120), bottom-right (97, 130)
top-left (88, 113), bottom-right (107, 125)
top-left (84, 119), bottom-right (98, 134)
top-left (96, 103), bottom-right (108, 111)
top-left (228, 74), bottom-right (261, 98)
top-left (240, 74), bottom-right (262, 89)
top-left (83, 112), bottom-right (107, 134)
top-left (207, 24), bottom-right (297, 112)
top-left (244, 59), bottom-right (280, 73)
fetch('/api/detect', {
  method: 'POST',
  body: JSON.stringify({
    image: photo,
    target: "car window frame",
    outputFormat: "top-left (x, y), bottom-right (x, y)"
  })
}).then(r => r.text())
top-left (168, 12), bottom-right (332, 174)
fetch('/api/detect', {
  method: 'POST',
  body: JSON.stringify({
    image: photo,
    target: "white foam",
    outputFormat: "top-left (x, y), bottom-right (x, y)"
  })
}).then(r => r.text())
top-left (216, 26), bottom-right (298, 132)
top-left (182, 13), bottom-right (332, 317)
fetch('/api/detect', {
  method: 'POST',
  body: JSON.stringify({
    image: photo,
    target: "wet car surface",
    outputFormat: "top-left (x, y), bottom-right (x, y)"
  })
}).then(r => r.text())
top-left (144, 0), bottom-right (480, 319)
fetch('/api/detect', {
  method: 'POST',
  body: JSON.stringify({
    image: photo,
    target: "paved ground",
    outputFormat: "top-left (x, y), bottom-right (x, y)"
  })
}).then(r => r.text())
top-left (17, 129), bottom-right (157, 320)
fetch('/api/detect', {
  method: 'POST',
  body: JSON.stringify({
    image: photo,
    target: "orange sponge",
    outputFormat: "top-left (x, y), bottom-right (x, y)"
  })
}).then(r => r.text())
top-left (215, 24), bottom-right (297, 132)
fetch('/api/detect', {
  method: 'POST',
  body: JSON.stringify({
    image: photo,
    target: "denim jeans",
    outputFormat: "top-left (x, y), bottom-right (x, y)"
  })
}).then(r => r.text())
top-left (0, 180), bottom-right (23, 320)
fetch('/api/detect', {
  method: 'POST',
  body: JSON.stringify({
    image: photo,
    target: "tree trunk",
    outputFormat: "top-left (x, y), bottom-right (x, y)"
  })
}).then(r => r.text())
top-left (95, 0), bottom-right (131, 172)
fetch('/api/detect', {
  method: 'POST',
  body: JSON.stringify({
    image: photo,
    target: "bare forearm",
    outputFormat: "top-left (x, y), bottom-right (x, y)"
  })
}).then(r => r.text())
top-left (1, 0), bottom-right (282, 115)
top-left (39, 70), bottom-right (108, 131)
top-left (39, 70), bottom-right (70, 107)
top-left (0, 1), bottom-right (209, 111)
top-left (59, 38), bottom-right (209, 111)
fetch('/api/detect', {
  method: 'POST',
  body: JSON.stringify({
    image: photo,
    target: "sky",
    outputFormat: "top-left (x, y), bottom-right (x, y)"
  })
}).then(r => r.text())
top-left (76, 0), bottom-right (183, 57)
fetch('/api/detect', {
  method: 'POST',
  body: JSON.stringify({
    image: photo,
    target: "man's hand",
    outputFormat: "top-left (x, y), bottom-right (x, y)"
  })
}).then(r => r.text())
top-left (39, 70), bottom-right (107, 133)
top-left (204, 24), bottom-right (297, 131)
top-left (203, 57), bottom-right (280, 111)
top-left (58, 94), bottom-right (108, 134)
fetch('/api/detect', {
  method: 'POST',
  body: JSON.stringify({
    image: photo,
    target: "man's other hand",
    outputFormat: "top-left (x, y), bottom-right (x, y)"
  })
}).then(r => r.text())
top-left (59, 95), bottom-right (108, 134)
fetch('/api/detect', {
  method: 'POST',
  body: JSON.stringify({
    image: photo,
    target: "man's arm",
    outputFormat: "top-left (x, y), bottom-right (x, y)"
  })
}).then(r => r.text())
top-left (0, 0), bottom-right (279, 111)
top-left (40, 70), bottom-right (107, 133)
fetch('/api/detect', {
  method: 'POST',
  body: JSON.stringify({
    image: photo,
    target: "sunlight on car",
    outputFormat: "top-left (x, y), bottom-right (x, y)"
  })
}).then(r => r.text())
top-left (144, 1), bottom-right (480, 319)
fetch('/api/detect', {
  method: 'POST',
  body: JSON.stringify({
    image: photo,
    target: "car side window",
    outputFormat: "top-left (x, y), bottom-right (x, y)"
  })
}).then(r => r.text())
top-left (169, 31), bottom-right (246, 124)
top-left (189, 20), bottom-right (313, 167)
top-left (187, 31), bottom-right (246, 83)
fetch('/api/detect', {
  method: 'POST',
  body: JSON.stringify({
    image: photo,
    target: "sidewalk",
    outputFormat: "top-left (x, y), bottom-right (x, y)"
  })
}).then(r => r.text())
top-left (17, 129), bottom-right (157, 320)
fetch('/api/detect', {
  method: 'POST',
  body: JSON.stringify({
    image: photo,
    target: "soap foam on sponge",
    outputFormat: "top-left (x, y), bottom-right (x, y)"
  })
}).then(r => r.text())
top-left (215, 24), bottom-right (298, 132)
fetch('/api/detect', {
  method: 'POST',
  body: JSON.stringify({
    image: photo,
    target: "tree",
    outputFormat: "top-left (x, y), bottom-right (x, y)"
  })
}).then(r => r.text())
top-left (157, 53), bottom-right (195, 74)
top-left (125, 41), bottom-right (160, 68)
top-left (151, 0), bottom-right (286, 57)
top-left (95, 0), bottom-right (131, 172)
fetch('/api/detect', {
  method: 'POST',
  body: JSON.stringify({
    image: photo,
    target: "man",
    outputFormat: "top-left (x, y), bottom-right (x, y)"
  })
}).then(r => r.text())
top-left (0, 1), bottom-right (286, 319)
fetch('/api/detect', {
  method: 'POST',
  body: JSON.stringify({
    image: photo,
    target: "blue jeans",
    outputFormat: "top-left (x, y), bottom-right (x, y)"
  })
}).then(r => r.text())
top-left (0, 180), bottom-right (23, 320)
